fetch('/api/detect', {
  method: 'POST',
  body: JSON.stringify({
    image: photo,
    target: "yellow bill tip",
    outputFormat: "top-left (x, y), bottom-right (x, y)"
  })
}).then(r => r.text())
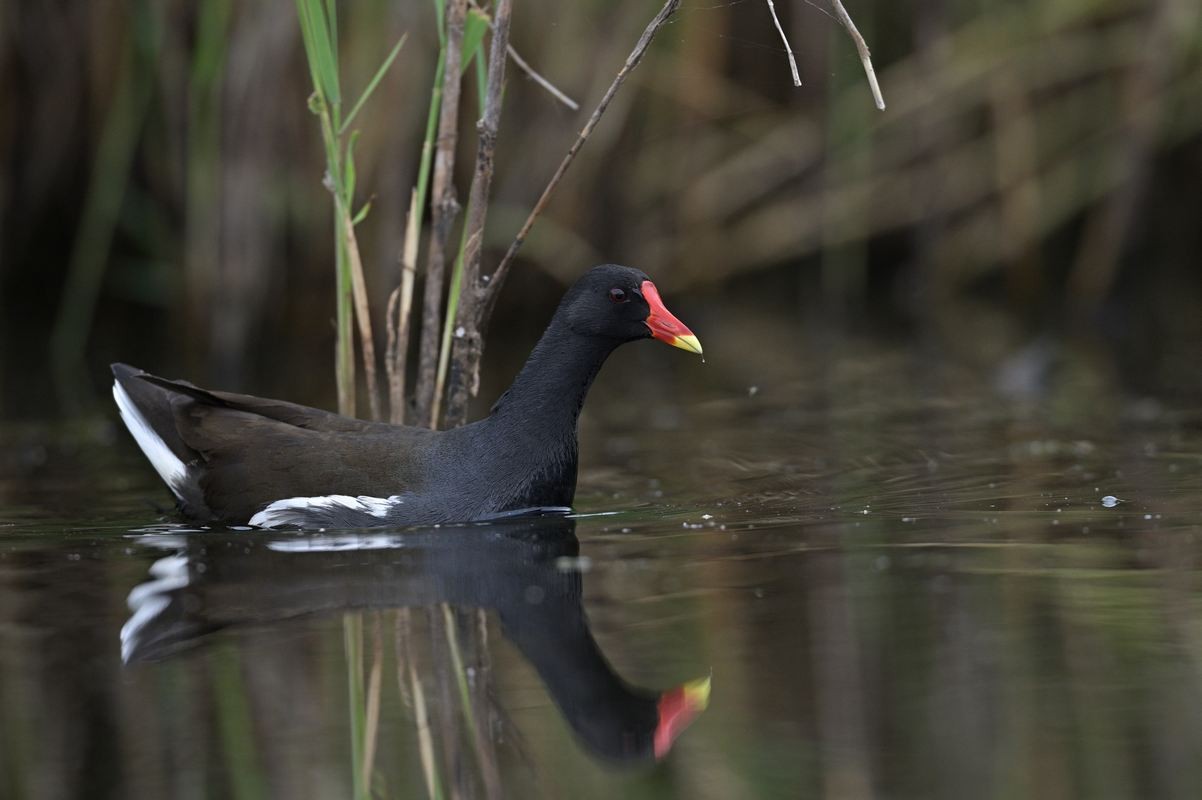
top-left (672, 334), bottom-right (704, 356)
top-left (681, 674), bottom-right (712, 710)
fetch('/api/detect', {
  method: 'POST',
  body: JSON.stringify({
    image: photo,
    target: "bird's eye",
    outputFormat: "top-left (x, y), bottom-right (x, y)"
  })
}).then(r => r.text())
top-left (609, 288), bottom-right (628, 303)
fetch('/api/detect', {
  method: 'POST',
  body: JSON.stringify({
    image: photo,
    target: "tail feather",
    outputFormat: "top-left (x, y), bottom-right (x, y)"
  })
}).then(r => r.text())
top-left (111, 363), bottom-right (205, 511)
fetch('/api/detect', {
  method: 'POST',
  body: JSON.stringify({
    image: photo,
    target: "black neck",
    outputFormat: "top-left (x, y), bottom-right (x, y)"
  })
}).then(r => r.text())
top-left (489, 316), bottom-right (619, 436)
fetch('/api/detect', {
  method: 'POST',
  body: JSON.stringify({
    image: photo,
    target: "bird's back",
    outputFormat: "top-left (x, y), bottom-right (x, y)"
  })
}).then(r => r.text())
top-left (112, 364), bottom-right (433, 523)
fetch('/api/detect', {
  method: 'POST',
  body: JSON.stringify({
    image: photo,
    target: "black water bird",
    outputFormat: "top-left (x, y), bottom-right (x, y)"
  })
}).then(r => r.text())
top-left (121, 516), bottom-right (711, 762)
top-left (112, 265), bottom-right (702, 528)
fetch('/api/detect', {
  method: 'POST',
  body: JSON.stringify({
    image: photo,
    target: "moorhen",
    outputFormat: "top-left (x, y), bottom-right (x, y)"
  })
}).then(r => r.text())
top-left (113, 264), bottom-right (702, 528)
top-left (122, 516), bottom-right (711, 761)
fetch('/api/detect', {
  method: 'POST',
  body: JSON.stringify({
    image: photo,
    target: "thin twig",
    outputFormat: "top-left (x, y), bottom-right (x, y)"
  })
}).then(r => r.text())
top-left (445, 0), bottom-right (682, 425)
top-left (765, 0), bottom-right (801, 86)
top-left (830, 0), bottom-right (885, 109)
top-left (441, 0), bottom-right (514, 427)
top-left (507, 45), bottom-right (579, 110)
top-left (489, 0), bottom-right (682, 316)
top-left (466, 0), bottom-right (578, 111)
top-left (415, 0), bottom-right (468, 428)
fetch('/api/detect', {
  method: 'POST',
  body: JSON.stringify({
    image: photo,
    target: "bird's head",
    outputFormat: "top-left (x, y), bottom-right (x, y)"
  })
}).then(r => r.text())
top-left (560, 264), bottom-right (703, 356)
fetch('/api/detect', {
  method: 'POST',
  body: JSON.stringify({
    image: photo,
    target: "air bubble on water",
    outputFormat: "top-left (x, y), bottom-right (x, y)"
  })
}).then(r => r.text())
top-left (1101, 495), bottom-right (1119, 508)
top-left (454, 326), bottom-right (466, 338)
top-left (748, 386), bottom-right (759, 397)
top-left (1144, 514), bottom-right (1153, 520)
top-left (701, 513), bottom-right (713, 520)
top-left (753, 587), bottom-right (765, 598)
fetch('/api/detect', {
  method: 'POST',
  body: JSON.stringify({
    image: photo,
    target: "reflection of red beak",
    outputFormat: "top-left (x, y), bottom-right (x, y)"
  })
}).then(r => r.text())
top-left (653, 675), bottom-right (712, 759)
top-left (642, 280), bottom-right (703, 356)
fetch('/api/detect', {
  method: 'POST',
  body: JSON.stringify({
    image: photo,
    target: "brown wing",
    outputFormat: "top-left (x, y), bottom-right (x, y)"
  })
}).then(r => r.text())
top-left (131, 371), bottom-right (429, 521)
top-left (177, 402), bottom-right (429, 521)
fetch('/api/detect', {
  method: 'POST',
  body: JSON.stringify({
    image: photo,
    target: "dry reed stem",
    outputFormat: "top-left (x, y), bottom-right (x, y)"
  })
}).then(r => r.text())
top-left (440, 0), bottom-right (682, 425)
top-left (385, 287), bottom-right (401, 415)
top-left (442, 606), bottom-right (503, 798)
top-left (387, 188), bottom-right (420, 424)
top-left (416, 0), bottom-right (468, 428)
top-left (766, 0), bottom-right (801, 86)
top-left (338, 202), bottom-right (382, 421)
top-left (410, 664), bottom-right (439, 799)
top-left (831, 0), bottom-right (886, 110)
top-left (441, 0), bottom-right (515, 426)
top-left (394, 609), bottom-right (413, 708)
top-left (361, 614), bottom-right (384, 792)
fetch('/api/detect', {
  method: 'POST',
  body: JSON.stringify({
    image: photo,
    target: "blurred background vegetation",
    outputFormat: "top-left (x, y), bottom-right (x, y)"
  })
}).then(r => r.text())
top-left (2, 0), bottom-right (1201, 418)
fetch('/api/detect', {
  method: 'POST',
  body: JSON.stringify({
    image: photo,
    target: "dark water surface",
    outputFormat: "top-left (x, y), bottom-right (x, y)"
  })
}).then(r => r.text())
top-left (5, 344), bottom-right (1202, 799)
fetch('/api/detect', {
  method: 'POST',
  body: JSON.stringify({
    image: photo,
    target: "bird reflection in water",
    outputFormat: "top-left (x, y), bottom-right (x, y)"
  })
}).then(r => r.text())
top-left (120, 514), bottom-right (710, 774)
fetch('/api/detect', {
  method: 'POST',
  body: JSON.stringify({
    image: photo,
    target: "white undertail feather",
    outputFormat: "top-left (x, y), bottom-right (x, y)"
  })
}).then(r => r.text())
top-left (113, 379), bottom-right (188, 500)
top-left (249, 494), bottom-right (404, 529)
top-left (120, 554), bottom-right (189, 663)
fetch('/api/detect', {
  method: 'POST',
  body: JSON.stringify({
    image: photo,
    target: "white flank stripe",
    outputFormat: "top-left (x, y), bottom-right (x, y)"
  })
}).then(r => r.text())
top-left (113, 380), bottom-right (188, 499)
top-left (249, 494), bottom-right (404, 529)
top-left (268, 534), bottom-right (406, 552)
